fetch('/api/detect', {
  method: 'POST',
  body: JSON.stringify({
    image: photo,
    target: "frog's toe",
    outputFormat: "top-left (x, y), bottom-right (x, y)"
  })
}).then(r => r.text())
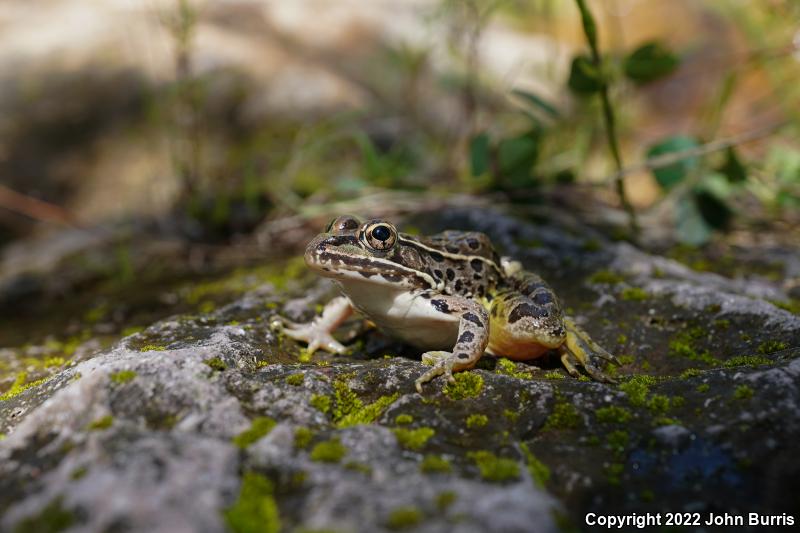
top-left (415, 351), bottom-right (457, 393)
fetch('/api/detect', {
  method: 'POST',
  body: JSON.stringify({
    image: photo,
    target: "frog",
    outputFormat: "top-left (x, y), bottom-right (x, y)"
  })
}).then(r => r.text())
top-left (279, 215), bottom-right (618, 392)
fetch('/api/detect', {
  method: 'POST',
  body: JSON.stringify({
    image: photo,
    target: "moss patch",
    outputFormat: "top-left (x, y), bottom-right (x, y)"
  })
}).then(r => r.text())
top-left (393, 427), bottom-right (435, 450)
top-left (110, 370), bottom-right (137, 385)
top-left (310, 394), bottom-right (331, 414)
top-left (12, 496), bottom-right (75, 533)
top-left (394, 414), bottom-right (413, 425)
top-left (139, 344), bottom-right (166, 352)
top-left (233, 417), bottom-right (277, 449)
top-left (204, 357), bottom-right (227, 371)
top-left (620, 287), bottom-right (649, 301)
top-left (1, 372), bottom-right (52, 402)
top-left (588, 270), bottom-right (625, 284)
top-left (224, 472), bottom-right (280, 533)
top-left (386, 506), bottom-right (422, 530)
top-left (468, 451), bottom-right (520, 482)
top-left (310, 439), bottom-right (347, 463)
top-left (723, 355), bottom-right (771, 367)
top-left (494, 358), bottom-right (532, 379)
top-left (443, 372), bottom-right (484, 400)
top-left (435, 491), bottom-right (457, 511)
top-left (668, 328), bottom-right (719, 365)
top-left (618, 375), bottom-right (658, 406)
top-left (87, 415), bottom-right (114, 431)
top-left (520, 443), bottom-right (550, 487)
top-left (595, 405), bottom-right (632, 424)
top-left (420, 454), bottom-right (451, 474)
top-left (285, 373), bottom-right (305, 386)
top-left (734, 385), bottom-right (754, 400)
top-left (293, 427), bottom-right (314, 450)
top-left (542, 401), bottom-right (581, 431)
top-left (466, 414), bottom-right (488, 429)
top-left (757, 340), bottom-right (788, 355)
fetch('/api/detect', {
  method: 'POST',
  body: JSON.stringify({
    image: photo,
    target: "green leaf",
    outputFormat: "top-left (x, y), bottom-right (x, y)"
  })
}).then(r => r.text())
top-left (646, 135), bottom-right (699, 189)
top-left (675, 195), bottom-right (712, 246)
top-left (718, 147), bottom-right (747, 183)
top-left (498, 133), bottom-right (539, 187)
top-left (623, 41), bottom-right (679, 84)
top-left (512, 89), bottom-right (559, 119)
top-left (470, 133), bottom-right (491, 177)
top-left (694, 189), bottom-right (732, 230)
top-left (568, 55), bottom-right (604, 95)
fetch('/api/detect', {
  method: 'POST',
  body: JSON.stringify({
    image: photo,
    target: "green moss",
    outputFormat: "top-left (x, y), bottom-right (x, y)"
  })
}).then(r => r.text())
top-left (394, 414), bottom-right (413, 425)
top-left (87, 415), bottom-right (114, 431)
top-left (757, 340), bottom-right (788, 355)
top-left (294, 427), bottom-right (314, 450)
top-left (443, 372), bottom-right (484, 400)
top-left (668, 327), bottom-right (719, 365)
top-left (606, 430), bottom-right (629, 457)
top-left (503, 409), bottom-right (520, 422)
top-left (224, 472), bottom-right (280, 533)
top-left (110, 370), bottom-right (137, 385)
top-left (734, 385), bottom-right (754, 400)
top-left (420, 454), bottom-right (451, 474)
top-left (679, 368), bottom-right (702, 379)
top-left (696, 383), bottom-right (710, 393)
top-left (616, 334), bottom-right (628, 345)
top-left (465, 414), bottom-right (488, 429)
top-left (620, 287), bottom-right (649, 301)
top-left (617, 354), bottom-right (635, 365)
top-left (393, 427), bottom-right (435, 450)
top-left (595, 406), bottom-right (632, 424)
top-left (12, 496), bottom-right (75, 533)
top-left (285, 373), bottom-right (305, 386)
top-left (70, 466), bottom-right (88, 480)
top-left (618, 375), bottom-right (657, 406)
top-left (588, 270), bottom-right (625, 284)
top-left (332, 379), bottom-right (360, 420)
top-left (336, 393), bottom-right (399, 429)
top-left (310, 394), bottom-right (331, 414)
top-left (468, 451), bottom-right (520, 482)
top-left (494, 358), bottom-right (531, 379)
top-left (0, 372), bottom-right (51, 402)
top-left (542, 371), bottom-right (565, 380)
top-left (204, 357), bottom-right (227, 371)
top-left (713, 319), bottom-right (731, 329)
top-left (520, 443), bottom-right (550, 487)
top-left (646, 394), bottom-right (671, 415)
top-left (139, 344), bottom-right (166, 352)
top-left (435, 491), bottom-right (457, 511)
top-left (542, 401), bottom-right (581, 431)
top-left (121, 326), bottom-right (145, 336)
top-left (770, 299), bottom-right (800, 314)
top-left (724, 355), bottom-right (772, 367)
top-left (233, 417), bottom-right (277, 449)
top-left (386, 506), bottom-right (422, 530)
top-left (310, 439), bottom-right (347, 463)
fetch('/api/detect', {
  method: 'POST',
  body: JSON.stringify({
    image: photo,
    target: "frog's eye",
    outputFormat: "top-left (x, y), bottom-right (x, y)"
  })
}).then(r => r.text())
top-left (326, 215), bottom-right (360, 234)
top-left (363, 222), bottom-right (397, 251)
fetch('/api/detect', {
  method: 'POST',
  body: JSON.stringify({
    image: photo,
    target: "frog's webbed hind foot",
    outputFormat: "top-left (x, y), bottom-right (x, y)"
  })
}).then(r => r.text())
top-left (561, 316), bottom-right (619, 383)
top-left (275, 296), bottom-right (353, 355)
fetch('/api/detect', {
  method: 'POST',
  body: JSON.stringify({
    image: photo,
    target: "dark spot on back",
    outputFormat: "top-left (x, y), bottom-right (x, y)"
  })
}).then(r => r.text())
top-left (431, 299), bottom-right (450, 314)
top-left (434, 269), bottom-right (443, 279)
top-left (463, 312), bottom-right (483, 328)
top-left (470, 259), bottom-right (483, 272)
top-left (430, 251), bottom-right (444, 262)
top-left (455, 280), bottom-right (463, 292)
top-left (446, 269), bottom-right (455, 281)
top-left (458, 331), bottom-right (475, 344)
top-left (446, 245), bottom-right (460, 254)
top-left (473, 273), bottom-right (482, 280)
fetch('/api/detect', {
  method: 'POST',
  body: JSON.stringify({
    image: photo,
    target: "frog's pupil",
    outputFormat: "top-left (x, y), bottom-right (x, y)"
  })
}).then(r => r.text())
top-left (372, 225), bottom-right (391, 242)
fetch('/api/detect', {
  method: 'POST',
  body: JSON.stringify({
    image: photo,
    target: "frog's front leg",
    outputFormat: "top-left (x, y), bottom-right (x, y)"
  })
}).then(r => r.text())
top-left (279, 296), bottom-right (353, 354)
top-left (560, 316), bottom-right (619, 383)
top-left (414, 295), bottom-right (490, 393)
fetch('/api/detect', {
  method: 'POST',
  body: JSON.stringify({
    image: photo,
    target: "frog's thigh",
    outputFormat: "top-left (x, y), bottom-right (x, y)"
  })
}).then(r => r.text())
top-left (487, 289), bottom-right (564, 360)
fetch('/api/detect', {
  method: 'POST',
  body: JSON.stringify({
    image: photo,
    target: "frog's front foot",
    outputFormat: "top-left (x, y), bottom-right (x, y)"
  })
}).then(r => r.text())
top-left (560, 317), bottom-right (620, 383)
top-left (415, 351), bottom-right (458, 393)
top-left (281, 320), bottom-right (348, 355)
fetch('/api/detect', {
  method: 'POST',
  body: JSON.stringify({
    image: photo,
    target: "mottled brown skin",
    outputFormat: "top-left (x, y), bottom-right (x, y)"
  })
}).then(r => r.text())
top-left (282, 215), bottom-right (618, 391)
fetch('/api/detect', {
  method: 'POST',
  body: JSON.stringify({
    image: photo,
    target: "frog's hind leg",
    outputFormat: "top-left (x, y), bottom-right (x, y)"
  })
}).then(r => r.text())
top-left (560, 316), bottom-right (619, 383)
top-left (414, 293), bottom-right (490, 393)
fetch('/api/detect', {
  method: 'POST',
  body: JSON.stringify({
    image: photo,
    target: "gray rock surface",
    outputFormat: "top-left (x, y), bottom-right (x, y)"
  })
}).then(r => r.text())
top-left (1, 208), bottom-right (799, 532)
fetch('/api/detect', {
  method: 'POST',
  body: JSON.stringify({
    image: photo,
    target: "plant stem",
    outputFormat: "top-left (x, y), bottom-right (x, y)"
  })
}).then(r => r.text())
top-left (574, 0), bottom-right (638, 236)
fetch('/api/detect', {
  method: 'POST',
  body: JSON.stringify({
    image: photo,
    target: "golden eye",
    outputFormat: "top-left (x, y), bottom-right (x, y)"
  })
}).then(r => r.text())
top-left (364, 222), bottom-right (397, 251)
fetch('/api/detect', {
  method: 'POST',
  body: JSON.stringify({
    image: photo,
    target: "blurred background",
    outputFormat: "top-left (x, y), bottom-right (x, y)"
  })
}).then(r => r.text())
top-left (0, 0), bottom-right (799, 349)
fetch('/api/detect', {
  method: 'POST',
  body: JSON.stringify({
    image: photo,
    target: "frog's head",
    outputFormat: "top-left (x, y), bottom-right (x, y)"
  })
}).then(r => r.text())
top-left (305, 215), bottom-right (434, 289)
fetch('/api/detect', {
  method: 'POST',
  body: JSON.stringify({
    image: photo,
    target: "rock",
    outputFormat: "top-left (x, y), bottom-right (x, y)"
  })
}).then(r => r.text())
top-left (1, 208), bottom-right (799, 531)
